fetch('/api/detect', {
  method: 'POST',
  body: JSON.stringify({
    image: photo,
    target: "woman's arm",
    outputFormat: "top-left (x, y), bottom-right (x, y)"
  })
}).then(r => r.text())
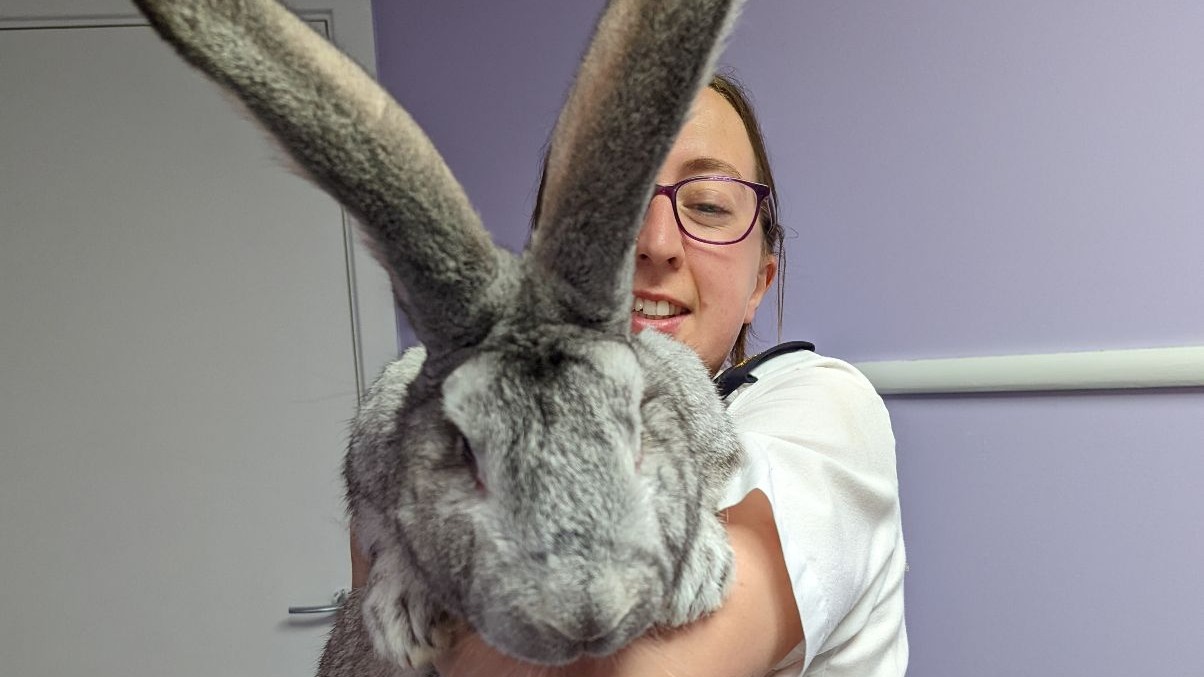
top-left (433, 489), bottom-right (802, 677)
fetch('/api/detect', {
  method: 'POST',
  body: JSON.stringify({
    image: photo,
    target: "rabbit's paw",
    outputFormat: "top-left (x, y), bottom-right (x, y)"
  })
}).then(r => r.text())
top-left (362, 554), bottom-right (454, 670)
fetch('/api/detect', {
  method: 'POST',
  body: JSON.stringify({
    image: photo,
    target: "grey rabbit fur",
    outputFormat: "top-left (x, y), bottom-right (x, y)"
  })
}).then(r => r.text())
top-left (131, 0), bottom-right (750, 673)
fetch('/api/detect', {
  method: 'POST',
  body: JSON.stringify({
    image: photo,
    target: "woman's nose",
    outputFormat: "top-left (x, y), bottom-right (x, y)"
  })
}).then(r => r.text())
top-left (636, 194), bottom-right (684, 268)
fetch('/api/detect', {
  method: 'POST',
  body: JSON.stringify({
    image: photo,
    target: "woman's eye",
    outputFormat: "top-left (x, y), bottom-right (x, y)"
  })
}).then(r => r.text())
top-left (688, 201), bottom-right (731, 215)
top-left (683, 200), bottom-right (735, 230)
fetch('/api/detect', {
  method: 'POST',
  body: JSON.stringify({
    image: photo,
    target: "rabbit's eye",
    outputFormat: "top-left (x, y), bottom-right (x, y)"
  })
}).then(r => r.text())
top-left (459, 436), bottom-right (476, 469)
top-left (458, 435), bottom-right (486, 492)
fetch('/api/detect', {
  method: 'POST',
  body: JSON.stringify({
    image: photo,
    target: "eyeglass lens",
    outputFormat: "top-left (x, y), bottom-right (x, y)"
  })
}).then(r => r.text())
top-left (675, 179), bottom-right (759, 243)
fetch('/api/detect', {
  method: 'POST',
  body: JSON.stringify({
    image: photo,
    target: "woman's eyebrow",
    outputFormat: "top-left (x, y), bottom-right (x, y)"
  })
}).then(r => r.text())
top-left (680, 157), bottom-right (743, 179)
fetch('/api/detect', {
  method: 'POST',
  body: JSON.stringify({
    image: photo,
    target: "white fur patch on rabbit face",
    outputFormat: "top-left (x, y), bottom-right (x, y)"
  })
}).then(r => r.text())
top-left (362, 538), bottom-right (454, 669)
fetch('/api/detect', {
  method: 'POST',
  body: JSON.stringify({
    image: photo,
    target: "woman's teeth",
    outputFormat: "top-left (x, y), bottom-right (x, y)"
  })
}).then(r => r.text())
top-left (632, 296), bottom-right (684, 318)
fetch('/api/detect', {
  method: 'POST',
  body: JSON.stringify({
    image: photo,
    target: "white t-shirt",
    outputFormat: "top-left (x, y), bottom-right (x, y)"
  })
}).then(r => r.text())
top-left (718, 350), bottom-right (909, 676)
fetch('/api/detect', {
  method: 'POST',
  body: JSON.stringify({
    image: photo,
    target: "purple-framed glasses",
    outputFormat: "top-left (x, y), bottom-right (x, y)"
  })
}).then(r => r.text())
top-left (649, 175), bottom-right (772, 245)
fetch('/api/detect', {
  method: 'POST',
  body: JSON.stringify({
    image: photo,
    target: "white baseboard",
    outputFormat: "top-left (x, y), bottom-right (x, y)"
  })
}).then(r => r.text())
top-left (853, 345), bottom-right (1204, 394)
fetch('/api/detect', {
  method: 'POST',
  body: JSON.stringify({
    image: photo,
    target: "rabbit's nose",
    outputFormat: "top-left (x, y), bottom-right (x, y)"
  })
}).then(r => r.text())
top-left (576, 614), bottom-right (611, 643)
top-left (545, 611), bottom-right (625, 648)
top-left (542, 592), bottom-right (631, 643)
top-left (581, 603), bottom-right (647, 657)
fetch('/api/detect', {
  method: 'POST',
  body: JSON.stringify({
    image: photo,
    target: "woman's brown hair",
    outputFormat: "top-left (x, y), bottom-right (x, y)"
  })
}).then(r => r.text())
top-left (706, 72), bottom-right (784, 368)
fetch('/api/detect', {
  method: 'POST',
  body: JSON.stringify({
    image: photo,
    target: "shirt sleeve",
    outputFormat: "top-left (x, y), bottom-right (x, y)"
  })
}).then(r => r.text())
top-left (717, 353), bottom-right (905, 674)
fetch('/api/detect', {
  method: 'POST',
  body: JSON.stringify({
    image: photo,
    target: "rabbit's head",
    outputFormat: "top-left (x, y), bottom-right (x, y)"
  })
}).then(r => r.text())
top-left (132, 0), bottom-right (746, 664)
top-left (387, 336), bottom-right (658, 661)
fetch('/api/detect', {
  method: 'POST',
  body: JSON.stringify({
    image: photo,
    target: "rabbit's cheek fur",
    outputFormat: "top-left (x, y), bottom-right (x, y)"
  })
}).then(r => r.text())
top-left (631, 330), bottom-right (743, 619)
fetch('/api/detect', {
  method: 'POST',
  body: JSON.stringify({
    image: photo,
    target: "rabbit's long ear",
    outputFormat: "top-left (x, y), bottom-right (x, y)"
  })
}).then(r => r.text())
top-left (530, 0), bottom-right (745, 332)
top-left (133, 0), bottom-right (499, 349)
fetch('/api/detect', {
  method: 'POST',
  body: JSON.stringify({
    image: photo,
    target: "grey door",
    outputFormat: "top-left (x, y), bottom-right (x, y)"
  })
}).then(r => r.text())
top-left (0, 2), bottom-right (396, 675)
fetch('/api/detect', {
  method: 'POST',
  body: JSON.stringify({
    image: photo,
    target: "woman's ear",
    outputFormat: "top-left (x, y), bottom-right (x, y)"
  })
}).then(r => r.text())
top-left (743, 253), bottom-right (778, 324)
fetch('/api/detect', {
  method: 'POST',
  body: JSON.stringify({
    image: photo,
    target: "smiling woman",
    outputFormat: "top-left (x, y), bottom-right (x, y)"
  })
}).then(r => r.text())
top-left (532, 75), bottom-right (786, 375)
top-left (631, 83), bottom-right (778, 375)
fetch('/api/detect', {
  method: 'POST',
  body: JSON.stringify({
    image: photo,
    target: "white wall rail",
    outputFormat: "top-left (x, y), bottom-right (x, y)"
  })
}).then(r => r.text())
top-left (855, 345), bottom-right (1204, 395)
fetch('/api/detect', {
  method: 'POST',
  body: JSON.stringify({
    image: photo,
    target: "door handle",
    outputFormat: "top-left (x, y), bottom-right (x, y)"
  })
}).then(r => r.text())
top-left (288, 588), bottom-right (350, 615)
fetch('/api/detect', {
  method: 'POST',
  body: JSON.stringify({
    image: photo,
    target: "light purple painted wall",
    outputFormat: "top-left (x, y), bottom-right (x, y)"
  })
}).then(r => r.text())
top-left (725, 1), bottom-right (1204, 361)
top-left (370, 2), bottom-right (1204, 674)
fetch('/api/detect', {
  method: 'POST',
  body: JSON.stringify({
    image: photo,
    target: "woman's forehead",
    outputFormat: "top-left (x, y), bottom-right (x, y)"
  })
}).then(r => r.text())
top-left (664, 89), bottom-right (756, 180)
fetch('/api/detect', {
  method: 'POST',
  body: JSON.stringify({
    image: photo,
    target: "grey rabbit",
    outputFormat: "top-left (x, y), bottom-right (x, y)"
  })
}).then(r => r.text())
top-left (130, 0), bottom-right (749, 673)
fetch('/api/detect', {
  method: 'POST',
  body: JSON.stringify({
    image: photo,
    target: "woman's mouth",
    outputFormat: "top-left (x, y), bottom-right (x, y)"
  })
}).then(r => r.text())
top-left (631, 295), bottom-right (685, 318)
top-left (630, 295), bottom-right (689, 334)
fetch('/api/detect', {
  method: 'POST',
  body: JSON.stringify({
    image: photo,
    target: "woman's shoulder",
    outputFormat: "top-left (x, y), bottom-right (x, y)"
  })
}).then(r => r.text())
top-left (722, 346), bottom-right (897, 491)
top-left (726, 348), bottom-right (877, 398)
top-left (725, 348), bottom-right (888, 431)
top-left (720, 348), bottom-right (907, 674)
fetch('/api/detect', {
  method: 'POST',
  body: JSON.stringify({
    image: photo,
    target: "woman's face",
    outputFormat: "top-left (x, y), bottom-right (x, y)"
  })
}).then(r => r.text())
top-left (631, 87), bottom-right (777, 374)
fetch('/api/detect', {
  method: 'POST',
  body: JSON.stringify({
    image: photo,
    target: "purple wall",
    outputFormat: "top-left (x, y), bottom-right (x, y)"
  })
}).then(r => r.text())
top-left (370, 2), bottom-right (1204, 674)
